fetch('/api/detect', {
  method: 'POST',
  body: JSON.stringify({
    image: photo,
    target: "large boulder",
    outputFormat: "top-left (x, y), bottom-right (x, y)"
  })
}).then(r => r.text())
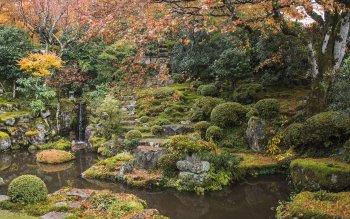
top-left (0, 131), bottom-right (11, 151)
top-left (162, 125), bottom-right (194, 136)
top-left (134, 146), bottom-right (168, 169)
top-left (176, 160), bottom-right (210, 174)
top-left (290, 158), bottom-right (350, 191)
top-left (246, 117), bottom-right (265, 151)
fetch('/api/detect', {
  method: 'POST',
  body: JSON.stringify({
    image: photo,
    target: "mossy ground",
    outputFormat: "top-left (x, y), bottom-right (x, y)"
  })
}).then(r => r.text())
top-left (276, 191), bottom-right (350, 219)
top-left (0, 210), bottom-right (37, 219)
top-left (0, 111), bottom-right (31, 122)
top-left (36, 150), bottom-right (75, 164)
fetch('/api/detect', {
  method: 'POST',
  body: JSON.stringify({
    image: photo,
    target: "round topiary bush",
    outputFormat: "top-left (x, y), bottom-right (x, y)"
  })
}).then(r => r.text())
top-left (172, 73), bottom-right (186, 83)
top-left (190, 80), bottom-right (203, 89)
top-left (190, 97), bottom-right (225, 121)
top-left (125, 130), bottom-right (143, 141)
top-left (233, 83), bottom-right (264, 104)
top-left (206, 126), bottom-right (223, 141)
top-left (194, 121), bottom-right (210, 138)
top-left (210, 102), bottom-right (248, 128)
top-left (197, 84), bottom-right (218, 97)
top-left (255, 98), bottom-right (280, 119)
top-left (8, 175), bottom-right (48, 204)
top-left (151, 125), bottom-right (163, 136)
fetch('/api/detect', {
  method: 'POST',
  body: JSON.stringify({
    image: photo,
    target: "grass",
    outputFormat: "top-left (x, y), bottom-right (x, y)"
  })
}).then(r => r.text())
top-left (0, 210), bottom-right (38, 219)
top-left (276, 191), bottom-right (350, 219)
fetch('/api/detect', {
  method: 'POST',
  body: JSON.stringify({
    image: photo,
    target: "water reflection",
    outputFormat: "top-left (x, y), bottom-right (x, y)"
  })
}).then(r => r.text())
top-left (0, 150), bottom-right (291, 219)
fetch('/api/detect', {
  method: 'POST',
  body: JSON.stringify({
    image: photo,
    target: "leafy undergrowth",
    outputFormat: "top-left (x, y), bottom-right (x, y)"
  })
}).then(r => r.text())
top-left (0, 188), bottom-right (168, 219)
top-left (276, 191), bottom-right (350, 219)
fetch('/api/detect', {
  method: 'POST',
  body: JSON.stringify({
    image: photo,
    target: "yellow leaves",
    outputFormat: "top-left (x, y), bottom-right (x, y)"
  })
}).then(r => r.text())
top-left (18, 53), bottom-right (63, 77)
top-left (267, 134), bottom-right (282, 155)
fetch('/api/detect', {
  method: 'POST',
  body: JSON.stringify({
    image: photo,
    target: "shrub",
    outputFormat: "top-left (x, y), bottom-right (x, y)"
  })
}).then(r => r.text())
top-left (151, 125), bottom-right (163, 136)
top-left (158, 153), bottom-right (182, 177)
top-left (255, 98), bottom-right (280, 119)
top-left (190, 80), bottom-right (203, 89)
top-left (210, 102), bottom-right (248, 128)
top-left (139, 116), bottom-right (150, 123)
top-left (281, 123), bottom-right (303, 147)
top-left (206, 126), bottom-right (223, 141)
top-left (299, 111), bottom-right (350, 148)
top-left (232, 83), bottom-right (264, 104)
top-left (190, 97), bottom-right (225, 121)
top-left (153, 118), bottom-right (171, 126)
top-left (38, 138), bottom-right (71, 150)
top-left (194, 121), bottom-right (211, 138)
top-left (8, 175), bottom-right (47, 203)
top-left (140, 87), bottom-right (176, 99)
top-left (197, 84), bottom-right (218, 97)
top-left (167, 134), bottom-right (217, 154)
top-left (172, 73), bottom-right (186, 83)
top-left (125, 130), bottom-right (142, 141)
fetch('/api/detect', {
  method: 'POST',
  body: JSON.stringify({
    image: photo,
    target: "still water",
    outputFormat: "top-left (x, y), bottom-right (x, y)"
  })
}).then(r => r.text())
top-left (0, 150), bottom-right (291, 219)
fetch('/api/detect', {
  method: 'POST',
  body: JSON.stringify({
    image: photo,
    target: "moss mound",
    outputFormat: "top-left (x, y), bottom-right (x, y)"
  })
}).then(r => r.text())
top-left (277, 191), bottom-right (350, 219)
top-left (125, 130), bottom-right (143, 141)
top-left (36, 150), bottom-right (75, 164)
top-left (290, 158), bottom-right (350, 191)
top-left (254, 98), bottom-right (280, 119)
top-left (8, 175), bottom-right (47, 204)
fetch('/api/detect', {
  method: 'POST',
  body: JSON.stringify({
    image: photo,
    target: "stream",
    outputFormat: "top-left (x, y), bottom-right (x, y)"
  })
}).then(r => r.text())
top-left (0, 150), bottom-right (291, 219)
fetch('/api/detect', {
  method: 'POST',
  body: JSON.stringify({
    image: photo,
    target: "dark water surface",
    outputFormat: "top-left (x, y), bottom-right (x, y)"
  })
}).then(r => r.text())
top-left (0, 150), bottom-right (291, 219)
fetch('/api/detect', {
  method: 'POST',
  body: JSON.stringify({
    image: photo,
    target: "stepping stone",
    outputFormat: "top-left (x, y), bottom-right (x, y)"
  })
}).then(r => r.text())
top-left (55, 201), bottom-right (81, 209)
top-left (0, 195), bottom-right (9, 201)
top-left (66, 188), bottom-right (93, 200)
top-left (41, 212), bottom-right (72, 219)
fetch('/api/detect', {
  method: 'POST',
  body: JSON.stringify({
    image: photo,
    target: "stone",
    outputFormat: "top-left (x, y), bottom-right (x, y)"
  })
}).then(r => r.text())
top-left (0, 195), bottom-right (9, 201)
top-left (72, 141), bottom-right (88, 152)
top-left (290, 158), bottom-right (350, 192)
top-left (178, 171), bottom-right (209, 185)
top-left (55, 201), bottom-right (81, 209)
top-left (0, 132), bottom-right (11, 151)
top-left (134, 146), bottom-right (168, 169)
top-left (41, 110), bottom-right (51, 119)
top-left (5, 118), bottom-right (15, 126)
top-left (41, 212), bottom-right (72, 219)
top-left (176, 160), bottom-right (210, 174)
top-left (162, 125), bottom-right (194, 136)
top-left (0, 177), bottom-right (5, 186)
top-left (66, 188), bottom-right (93, 200)
top-left (120, 162), bottom-right (133, 176)
top-left (246, 117), bottom-right (265, 151)
top-left (36, 124), bottom-right (48, 142)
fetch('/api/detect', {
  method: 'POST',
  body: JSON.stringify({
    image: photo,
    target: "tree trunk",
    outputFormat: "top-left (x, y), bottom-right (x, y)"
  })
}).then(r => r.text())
top-left (12, 79), bottom-right (16, 99)
top-left (56, 88), bottom-right (61, 135)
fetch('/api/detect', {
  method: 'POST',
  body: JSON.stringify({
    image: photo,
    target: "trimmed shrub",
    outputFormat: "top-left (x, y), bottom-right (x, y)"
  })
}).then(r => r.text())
top-left (172, 73), bottom-right (186, 83)
top-left (125, 130), bottom-right (142, 141)
top-left (190, 97), bottom-right (225, 121)
top-left (233, 83), bottom-right (264, 104)
top-left (190, 80), bottom-right (203, 89)
top-left (194, 121), bottom-right (211, 138)
top-left (8, 175), bottom-right (48, 204)
top-left (197, 84), bottom-right (218, 97)
top-left (151, 125), bottom-right (163, 136)
top-left (139, 116), bottom-right (150, 123)
top-left (158, 154), bottom-right (182, 177)
top-left (210, 102), bottom-right (248, 128)
top-left (299, 111), bottom-right (350, 148)
top-left (153, 118), bottom-right (171, 126)
top-left (206, 126), bottom-right (223, 141)
top-left (167, 134), bottom-right (217, 154)
top-left (255, 98), bottom-right (280, 119)
top-left (281, 123), bottom-right (303, 147)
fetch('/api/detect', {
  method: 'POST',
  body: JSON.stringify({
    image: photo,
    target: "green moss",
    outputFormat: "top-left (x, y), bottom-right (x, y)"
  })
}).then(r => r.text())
top-left (0, 210), bottom-right (37, 219)
top-left (0, 131), bottom-right (10, 138)
top-left (235, 153), bottom-right (282, 176)
top-left (167, 134), bottom-right (217, 154)
top-left (8, 175), bottom-right (48, 204)
top-left (276, 191), bottom-right (350, 219)
top-left (0, 111), bottom-right (31, 122)
top-left (290, 158), bottom-right (350, 191)
top-left (38, 139), bottom-right (71, 150)
top-left (24, 130), bottom-right (40, 137)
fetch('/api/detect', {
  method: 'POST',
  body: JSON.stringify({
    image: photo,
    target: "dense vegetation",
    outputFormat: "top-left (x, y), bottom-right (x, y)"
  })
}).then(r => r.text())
top-left (0, 0), bottom-right (350, 218)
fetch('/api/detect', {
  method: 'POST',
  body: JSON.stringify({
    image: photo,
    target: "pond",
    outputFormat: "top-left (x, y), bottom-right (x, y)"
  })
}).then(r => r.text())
top-left (0, 150), bottom-right (291, 219)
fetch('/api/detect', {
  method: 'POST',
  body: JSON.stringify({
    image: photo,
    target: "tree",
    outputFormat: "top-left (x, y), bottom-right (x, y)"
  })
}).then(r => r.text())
top-left (154, 0), bottom-right (350, 114)
top-left (0, 26), bottom-right (33, 98)
top-left (18, 53), bottom-right (63, 76)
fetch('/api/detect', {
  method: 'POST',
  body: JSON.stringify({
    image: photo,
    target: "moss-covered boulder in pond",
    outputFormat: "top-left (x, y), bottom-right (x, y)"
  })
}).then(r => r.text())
top-left (36, 150), bottom-right (75, 164)
top-left (290, 158), bottom-right (350, 191)
top-left (0, 131), bottom-right (11, 151)
top-left (8, 175), bottom-right (47, 204)
top-left (210, 102), bottom-right (248, 128)
top-left (276, 191), bottom-right (350, 219)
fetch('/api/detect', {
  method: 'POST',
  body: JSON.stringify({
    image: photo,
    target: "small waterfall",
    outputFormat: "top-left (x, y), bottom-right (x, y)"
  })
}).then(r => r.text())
top-left (77, 102), bottom-right (85, 142)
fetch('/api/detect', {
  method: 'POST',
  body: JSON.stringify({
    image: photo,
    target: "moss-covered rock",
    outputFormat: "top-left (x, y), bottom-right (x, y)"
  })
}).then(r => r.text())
top-left (36, 150), bottom-right (75, 164)
top-left (235, 153), bottom-right (282, 176)
top-left (8, 175), bottom-right (47, 204)
top-left (0, 131), bottom-right (11, 151)
top-left (290, 158), bottom-right (350, 191)
top-left (276, 191), bottom-right (350, 219)
top-left (210, 102), bottom-right (247, 128)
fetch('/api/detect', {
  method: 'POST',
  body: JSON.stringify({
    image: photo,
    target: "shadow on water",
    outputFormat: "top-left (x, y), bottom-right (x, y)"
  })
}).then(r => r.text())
top-left (0, 150), bottom-right (291, 219)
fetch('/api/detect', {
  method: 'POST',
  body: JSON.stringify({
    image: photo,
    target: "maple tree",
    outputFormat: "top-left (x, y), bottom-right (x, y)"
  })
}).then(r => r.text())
top-left (153, 0), bottom-right (350, 113)
top-left (18, 53), bottom-right (63, 77)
